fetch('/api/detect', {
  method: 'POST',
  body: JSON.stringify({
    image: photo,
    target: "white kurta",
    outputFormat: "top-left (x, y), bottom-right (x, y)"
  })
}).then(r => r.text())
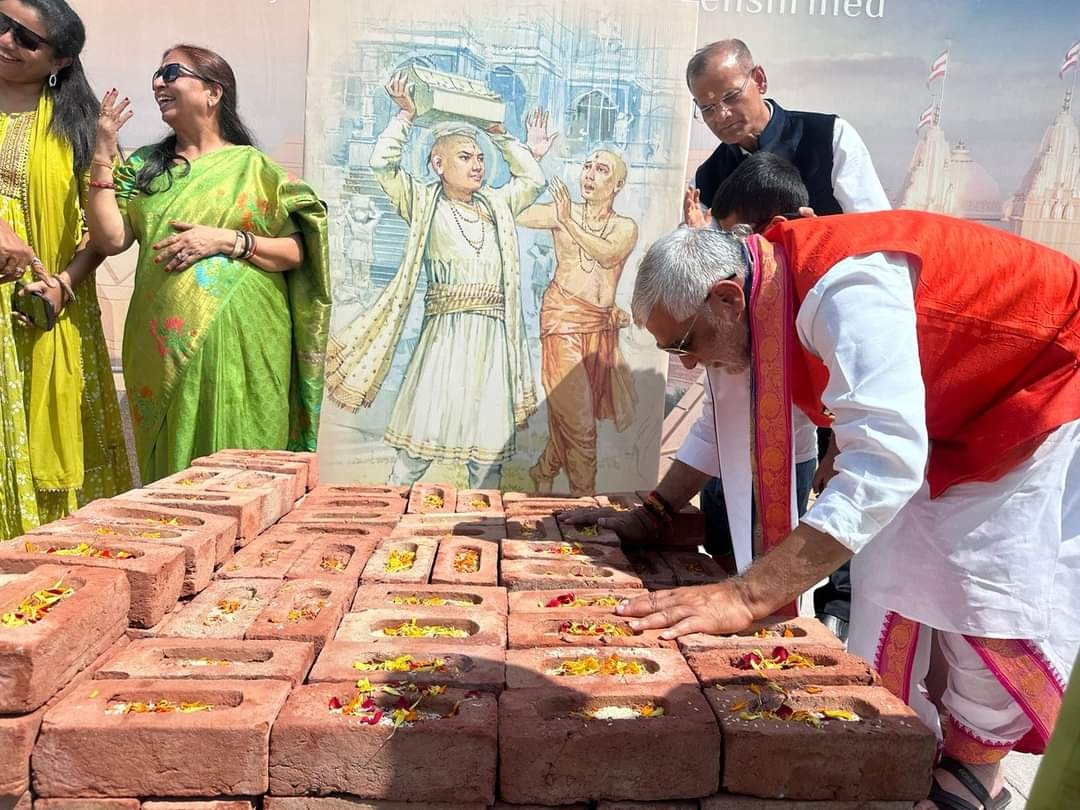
top-left (676, 251), bottom-right (1080, 653)
top-left (384, 201), bottom-right (515, 464)
top-left (729, 110), bottom-right (893, 465)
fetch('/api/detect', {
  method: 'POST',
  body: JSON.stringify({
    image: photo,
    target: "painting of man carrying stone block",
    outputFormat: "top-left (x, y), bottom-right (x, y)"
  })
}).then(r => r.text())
top-left (323, 71), bottom-right (557, 489)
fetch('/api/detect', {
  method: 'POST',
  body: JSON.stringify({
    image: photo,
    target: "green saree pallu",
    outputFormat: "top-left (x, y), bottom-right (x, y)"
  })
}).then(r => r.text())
top-left (116, 146), bottom-right (330, 482)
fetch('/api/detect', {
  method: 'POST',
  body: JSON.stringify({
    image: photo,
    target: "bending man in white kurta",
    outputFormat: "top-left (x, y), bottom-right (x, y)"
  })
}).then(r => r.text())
top-left (573, 218), bottom-right (1079, 810)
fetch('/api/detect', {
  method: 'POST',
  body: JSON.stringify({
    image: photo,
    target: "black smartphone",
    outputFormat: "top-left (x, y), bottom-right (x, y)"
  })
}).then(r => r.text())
top-left (12, 281), bottom-right (56, 331)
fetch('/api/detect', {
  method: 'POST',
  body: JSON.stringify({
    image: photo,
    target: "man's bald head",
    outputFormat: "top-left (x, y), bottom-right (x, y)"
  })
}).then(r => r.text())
top-left (685, 39), bottom-right (754, 90)
top-left (428, 125), bottom-right (486, 194)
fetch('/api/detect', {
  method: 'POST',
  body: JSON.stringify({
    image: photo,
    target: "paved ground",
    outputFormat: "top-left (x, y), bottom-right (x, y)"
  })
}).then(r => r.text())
top-left (1002, 751), bottom-right (1042, 808)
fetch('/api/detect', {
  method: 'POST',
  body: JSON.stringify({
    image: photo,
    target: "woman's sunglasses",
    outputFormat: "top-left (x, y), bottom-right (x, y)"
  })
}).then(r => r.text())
top-left (0, 11), bottom-right (50, 52)
top-left (153, 62), bottom-right (215, 85)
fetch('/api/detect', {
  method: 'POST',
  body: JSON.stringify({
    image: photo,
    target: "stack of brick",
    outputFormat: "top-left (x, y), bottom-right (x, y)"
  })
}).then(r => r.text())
top-left (0, 461), bottom-right (939, 808)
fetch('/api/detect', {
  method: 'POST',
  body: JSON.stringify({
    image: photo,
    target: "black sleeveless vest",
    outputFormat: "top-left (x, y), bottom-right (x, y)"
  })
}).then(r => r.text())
top-left (694, 99), bottom-right (842, 216)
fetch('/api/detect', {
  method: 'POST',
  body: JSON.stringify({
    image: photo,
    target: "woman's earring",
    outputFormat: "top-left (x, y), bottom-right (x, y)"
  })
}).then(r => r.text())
top-left (48, 73), bottom-right (58, 88)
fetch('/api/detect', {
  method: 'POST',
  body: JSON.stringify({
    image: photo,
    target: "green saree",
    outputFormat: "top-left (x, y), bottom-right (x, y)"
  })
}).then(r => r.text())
top-left (116, 146), bottom-right (330, 482)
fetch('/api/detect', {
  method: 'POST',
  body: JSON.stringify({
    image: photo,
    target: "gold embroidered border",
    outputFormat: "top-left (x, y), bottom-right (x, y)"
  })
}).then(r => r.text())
top-left (0, 112), bottom-right (35, 234)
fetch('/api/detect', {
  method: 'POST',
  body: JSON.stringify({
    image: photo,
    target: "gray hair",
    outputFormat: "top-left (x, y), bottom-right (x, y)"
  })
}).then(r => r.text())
top-left (685, 39), bottom-right (754, 90)
top-left (631, 227), bottom-right (749, 325)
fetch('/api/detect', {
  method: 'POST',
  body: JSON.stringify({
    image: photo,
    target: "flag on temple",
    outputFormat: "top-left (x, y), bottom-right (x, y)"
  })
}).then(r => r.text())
top-left (917, 103), bottom-right (936, 131)
top-left (927, 50), bottom-right (949, 87)
top-left (1060, 41), bottom-right (1080, 79)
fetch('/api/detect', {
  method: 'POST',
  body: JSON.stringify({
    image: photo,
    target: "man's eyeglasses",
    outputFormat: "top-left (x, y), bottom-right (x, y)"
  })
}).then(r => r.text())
top-left (153, 62), bottom-right (216, 85)
top-left (0, 11), bottom-right (50, 52)
top-left (659, 294), bottom-right (710, 356)
top-left (693, 69), bottom-right (754, 120)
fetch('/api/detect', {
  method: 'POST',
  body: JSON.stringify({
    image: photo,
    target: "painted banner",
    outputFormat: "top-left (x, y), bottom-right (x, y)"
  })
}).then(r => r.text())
top-left (306, 0), bottom-right (696, 490)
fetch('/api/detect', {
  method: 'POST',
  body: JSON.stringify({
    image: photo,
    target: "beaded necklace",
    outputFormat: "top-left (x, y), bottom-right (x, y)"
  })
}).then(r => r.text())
top-left (577, 201), bottom-right (613, 274)
top-left (444, 194), bottom-right (486, 255)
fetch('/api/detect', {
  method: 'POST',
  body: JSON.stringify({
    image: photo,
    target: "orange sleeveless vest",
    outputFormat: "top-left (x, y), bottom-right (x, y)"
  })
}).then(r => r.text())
top-left (762, 210), bottom-right (1080, 497)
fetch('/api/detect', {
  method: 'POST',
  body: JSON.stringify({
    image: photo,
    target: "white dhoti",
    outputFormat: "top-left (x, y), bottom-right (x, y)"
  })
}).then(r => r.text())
top-left (849, 419), bottom-right (1080, 760)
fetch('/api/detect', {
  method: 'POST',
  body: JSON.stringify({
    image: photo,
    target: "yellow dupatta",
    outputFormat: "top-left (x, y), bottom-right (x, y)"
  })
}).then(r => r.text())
top-left (23, 92), bottom-right (85, 490)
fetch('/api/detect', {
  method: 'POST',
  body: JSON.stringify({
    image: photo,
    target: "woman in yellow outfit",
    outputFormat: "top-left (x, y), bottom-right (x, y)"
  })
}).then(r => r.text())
top-left (0, 0), bottom-right (131, 538)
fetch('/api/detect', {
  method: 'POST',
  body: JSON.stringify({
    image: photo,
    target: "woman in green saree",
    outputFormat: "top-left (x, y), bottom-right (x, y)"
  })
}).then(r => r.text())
top-left (0, 0), bottom-right (131, 539)
top-left (86, 44), bottom-right (330, 483)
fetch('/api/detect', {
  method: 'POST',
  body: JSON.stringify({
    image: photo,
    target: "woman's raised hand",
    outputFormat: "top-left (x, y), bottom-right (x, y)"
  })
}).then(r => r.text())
top-left (94, 89), bottom-right (133, 160)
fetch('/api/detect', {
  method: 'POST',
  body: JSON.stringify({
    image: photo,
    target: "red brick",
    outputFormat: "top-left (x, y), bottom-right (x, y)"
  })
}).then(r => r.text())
top-left (67, 498), bottom-right (236, 567)
top-left (125, 598), bottom-right (186, 641)
top-left (350, 583), bottom-right (507, 615)
top-left (148, 467), bottom-right (294, 529)
top-left (308, 640), bottom-right (504, 692)
top-left (430, 538), bottom-right (498, 586)
top-left (0, 635), bottom-right (129, 799)
top-left (34, 800), bottom-right (139, 810)
top-left (624, 551), bottom-right (677, 589)
top-left (269, 682), bottom-right (496, 802)
top-left (264, 521), bottom-right (393, 545)
top-left (0, 706), bottom-right (41, 798)
top-left (299, 494), bottom-right (406, 517)
top-left (506, 515), bottom-right (561, 540)
top-left (142, 802), bottom-right (255, 810)
top-left (600, 491), bottom-right (644, 511)
top-left (95, 638), bottom-right (315, 686)
top-left (33, 678), bottom-right (291, 797)
top-left (285, 537), bottom-right (376, 583)
top-left (508, 612), bottom-right (673, 650)
top-left (0, 565), bottom-right (129, 713)
top-left (265, 798), bottom-right (483, 810)
top-left (245, 577), bottom-right (355, 655)
top-left (390, 514), bottom-right (505, 541)
top-left (635, 492), bottom-right (706, 550)
top-left (499, 683), bottom-right (720, 803)
top-left (661, 551), bottom-right (728, 585)
top-left (500, 539), bottom-right (629, 567)
top-left (677, 616), bottom-right (844, 653)
top-left (556, 517), bottom-right (621, 545)
top-left (193, 451), bottom-right (310, 502)
top-left (700, 798), bottom-right (910, 809)
top-left (499, 559), bottom-right (644, 592)
top-left (503, 494), bottom-right (598, 511)
top-left (597, 802), bottom-right (699, 810)
top-left (116, 489), bottom-right (265, 546)
top-left (33, 518), bottom-right (214, 598)
top-left (157, 579), bottom-right (281, 640)
top-left (195, 449), bottom-right (319, 492)
top-left (707, 684), bottom-right (936, 800)
top-left (305, 484), bottom-right (409, 503)
top-left (405, 483), bottom-right (456, 515)
top-left (0, 537), bottom-right (184, 629)
top-left (686, 645), bottom-right (879, 689)
top-left (360, 539), bottom-right (437, 585)
top-left (454, 489), bottom-right (503, 513)
top-left (507, 588), bottom-right (643, 614)
top-left (336, 607), bottom-right (506, 648)
top-left (0, 792), bottom-right (30, 810)
top-left (215, 531), bottom-right (312, 580)
top-left (505, 645), bottom-right (697, 689)
top-left (277, 508), bottom-right (397, 533)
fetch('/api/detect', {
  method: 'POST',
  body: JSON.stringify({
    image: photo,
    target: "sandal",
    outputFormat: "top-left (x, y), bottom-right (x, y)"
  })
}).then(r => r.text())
top-left (926, 756), bottom-right (1012, 810)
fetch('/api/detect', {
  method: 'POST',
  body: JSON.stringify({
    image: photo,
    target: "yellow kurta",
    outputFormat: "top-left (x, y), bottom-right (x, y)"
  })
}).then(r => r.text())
top-left (0, 104), bottom-right (132, 539)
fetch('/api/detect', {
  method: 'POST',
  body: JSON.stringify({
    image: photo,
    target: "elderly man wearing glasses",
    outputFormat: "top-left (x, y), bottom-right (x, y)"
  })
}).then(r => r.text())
top-left (683, 39), bottom-right (890, 640)
top-left (563, 202), bottom-right (1080, 810)
top-left (684, 38), bottom-right (888, 222)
